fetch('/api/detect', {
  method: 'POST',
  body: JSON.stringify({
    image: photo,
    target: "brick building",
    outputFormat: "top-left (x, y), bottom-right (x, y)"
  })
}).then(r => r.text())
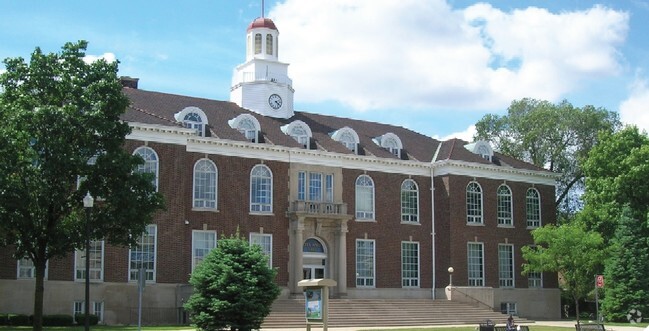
top-left (0, 17), bottom-right (560, 324)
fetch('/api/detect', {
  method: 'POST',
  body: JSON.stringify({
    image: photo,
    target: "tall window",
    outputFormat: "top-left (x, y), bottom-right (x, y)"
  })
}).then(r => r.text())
top-left (467, 242), bottom-right (484, 286)
top-left (129, 225), bottom-right (157, 282)
top-left (192, 230), bottom-right (216, 271)
top-left (193, 159), bottom-right (217, 209)
top-left (466, 182), bottom-right (483, 224)
top-left (497, 185), bottom-right (513, 226)
top-left (254, 33), bottom-right (262, 54)
top-left (526, 188), bottom-right (541, 228)
top-left (401, 242), bottom-right (420, 287)
top-left (250, 165), bottom-right (273, 213)
top-left (309, 173), bottom-right (322, 201)
top-left (355, 175), bottom-right (375, 220)
top-left (356, 239), bottom-right (375, 287)
top-left (528, 272), bottom-right (543, 288)
top-left (298, 171), bottom-right (306, 201)
top-left (183, 112), bottom-right (204, 136)
top-left (75, 240), bottom-right (104, 281)
top-left (17, 258), bottom-right (46, 279)
top-left (250, 233), bottom-right (273, 267)
top-left (133, 147), bottom-right (159, 191)
top-left (298, 171), bottom-right (333, 202)
top-left (498, 244), bottom-right (514, 287)
top-left (401, 179), bottom-right (419, 223)
top-left (265, 34), bottom-right (273, 55)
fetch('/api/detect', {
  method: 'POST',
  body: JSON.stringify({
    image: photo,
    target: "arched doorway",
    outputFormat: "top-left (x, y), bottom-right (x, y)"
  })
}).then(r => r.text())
top-left (302, 237), bottom-right (327, 280)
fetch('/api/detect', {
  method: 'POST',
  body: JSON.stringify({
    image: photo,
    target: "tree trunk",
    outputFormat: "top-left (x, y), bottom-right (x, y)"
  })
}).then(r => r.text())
top-left (574, 295), bottom-right (581, 327)
top-left (33, 257), bottom-right (47, 331)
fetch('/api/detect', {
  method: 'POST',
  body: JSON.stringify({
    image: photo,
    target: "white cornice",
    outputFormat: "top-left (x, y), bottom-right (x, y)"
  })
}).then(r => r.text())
top-left (127, 122), bottom-right (557, 185)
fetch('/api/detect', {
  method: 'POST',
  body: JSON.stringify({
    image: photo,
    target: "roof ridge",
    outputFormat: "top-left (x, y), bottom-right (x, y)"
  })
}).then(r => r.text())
top-left (129, 104), bottom-right (181, 126)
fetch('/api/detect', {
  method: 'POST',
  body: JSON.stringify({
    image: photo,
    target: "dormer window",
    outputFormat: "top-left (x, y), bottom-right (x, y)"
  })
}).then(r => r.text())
top-left (281, 120), bottom-right (313, 149)
top-left (229, 114), bottom-right (261, 143)
top-left (373, 132), bottom-right (403, 158)
top-left (174, 107), bottom-right (208, 137)
top-left (331, 127), bottom-right (360, 154)
top-left (465, 140), bottom-right (494, 162)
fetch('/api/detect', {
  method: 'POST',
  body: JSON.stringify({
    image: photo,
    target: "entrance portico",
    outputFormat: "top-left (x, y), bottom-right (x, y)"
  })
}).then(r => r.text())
top-left (288, 202), bottom-right (352, 297)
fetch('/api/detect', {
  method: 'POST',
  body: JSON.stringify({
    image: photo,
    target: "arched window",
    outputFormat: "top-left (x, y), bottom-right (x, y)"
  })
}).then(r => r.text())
top-left (526, 188), bottom-right (541, 228)
top-left (193, 159), bottom-right (217, 209)
top-left (374, 132), bottom-right (403, 158)
top-left (355, 175), bottom-right (375, 220)
top-left (266, 34), bottom-right (273, 55)
top-left (401, 179), bottom-right (419, 223)
top-left (254, 33), bottom-right (262, 54)
top-left (250, 165), bottom-right (273, 213)
top-left (174, 106), bottom-right (208, 137)
top-left (184, 112), bottom-right (204, 136)
top-left (466, 182), bottom-right (483, 224)
top-left (497, 185), bottom-right (513, 226)
top-left (133, 147), bottom-right (159, 192)
top-left (281, 120), bottom-right (312, 148)
top-left (229, 114), bottom-right (261, 143)
top-left (331, 127), bottom-right (360, 154)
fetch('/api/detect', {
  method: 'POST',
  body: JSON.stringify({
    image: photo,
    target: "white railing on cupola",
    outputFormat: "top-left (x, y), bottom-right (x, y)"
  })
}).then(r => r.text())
top-left (233, 71), bottom-right (293, 87)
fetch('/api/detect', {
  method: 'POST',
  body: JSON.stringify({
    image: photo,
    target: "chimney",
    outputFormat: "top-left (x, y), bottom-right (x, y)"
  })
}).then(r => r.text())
top-left (120, 76), bottom-right (139, 89)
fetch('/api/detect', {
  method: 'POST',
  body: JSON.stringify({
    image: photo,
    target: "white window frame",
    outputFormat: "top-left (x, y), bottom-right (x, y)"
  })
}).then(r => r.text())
top-left (331, 127), bottom-right (360, 154)
top-left (75, 240), bottom-right (104, 282)
top-left (229, 114), bottom-right (261, 143)
top-left (72, 301), bottom-right (104, 323)
top-left (401, 241), bottom-right (420, 288)
top-left (497, 185), bottom-right (513, 226)
top-left (466, 182), bottom-right (483, 224)
top-left (133, 146), bottom-right (159, 192)
top-left (501, 302), bottom-right (518, 316)
top-left (17, 258), bottom-right (48, 279)
top-left (526, 188), bottom-right (541, 228)
top-left (250, 164), bottom-right (273, 213)
top-left (174, 106), bottom-right (208, 137)
top-left (400, 179), bottom-right (419, 223)
top-left (355, 239), bottom-right (376, 288)
top-left (281, 120), bottom-right (313, 149)
top-left (355, 175), bottom-right (375, 220)
top-left (467, 242), bottom-right (484, 287)
top-left (128, 224), bottom-right (157, 283)
top-left (498, 244), bottom-right (515, 288)
top-left (250, 233), bottom-right (273, 268)
top-left (192, 230), bottom-right (217, 271)
top-left (193, 159), bottom-right (218, 209)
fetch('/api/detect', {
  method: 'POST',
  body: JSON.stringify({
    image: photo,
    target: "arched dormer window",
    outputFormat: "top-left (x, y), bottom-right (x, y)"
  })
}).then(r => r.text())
top-left (266, 34), bottom-right (273, 55)
top-left (281, 120), bottom-right (313, 148)
top-left (228, 114), bottom-right (261, 143)
top-left (331, 127), bottom-right (360, 154)
top-left (464, 141), bottom-right (494, 162)
top-left (373, 132), bottom-right (403, 158)
top-left (174, 106), bottom-right (208, 137)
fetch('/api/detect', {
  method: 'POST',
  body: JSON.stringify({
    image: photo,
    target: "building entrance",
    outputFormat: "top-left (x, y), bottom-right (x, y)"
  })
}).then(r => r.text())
top-left (302, 265), bottom-right (325, 280)
top-left (302, 238), bottom-right (327, 280)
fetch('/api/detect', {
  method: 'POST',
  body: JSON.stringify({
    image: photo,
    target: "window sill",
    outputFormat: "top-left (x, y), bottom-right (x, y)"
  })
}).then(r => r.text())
top-left (249, 212), bottom-right (275, 216)
top-left (401, 221), bottom-right (421, 226)
top-left (466, 222), bottom-right (485, 226)
top-left (526, 226), bottom-right (540, 230)
top-left (497, 224), bottom-right (515, 228)
top-left (192, 207), bottom-right (219, 213)
top-left (355, 219), bottom-right (376, 223)
top-left (74, 279), bottom-right (104, 283)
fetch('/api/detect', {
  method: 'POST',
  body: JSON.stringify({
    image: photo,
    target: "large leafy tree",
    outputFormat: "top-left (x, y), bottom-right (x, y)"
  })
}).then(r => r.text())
top-left (0, 41), bottom-right (164, 330)
top-left (474, 98), bottom-right (620, 218)
top-left (185, 232), bottom-right (280, 331)
top-left (521, 222), bottom-right (606, 326)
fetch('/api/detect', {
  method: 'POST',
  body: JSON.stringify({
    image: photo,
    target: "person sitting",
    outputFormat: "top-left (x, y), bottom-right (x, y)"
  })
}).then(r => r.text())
top-left (506, 315), bottom-right (515, 331)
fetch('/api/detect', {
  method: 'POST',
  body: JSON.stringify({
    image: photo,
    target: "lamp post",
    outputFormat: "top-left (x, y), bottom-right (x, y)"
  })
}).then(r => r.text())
top-left (83, 192), bottom-right (94, 331)
top-left (447, 267), bottom-right (454, 286)
top-left (445, 266), bottom-right (454, 300)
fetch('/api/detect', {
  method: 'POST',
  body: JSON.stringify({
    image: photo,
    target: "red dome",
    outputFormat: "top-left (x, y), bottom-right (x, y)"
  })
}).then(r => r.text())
top-left (247, 17), bottom-right (278, 32)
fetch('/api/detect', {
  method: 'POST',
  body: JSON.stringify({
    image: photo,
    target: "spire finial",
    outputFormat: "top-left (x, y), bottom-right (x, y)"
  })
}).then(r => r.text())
top-left (261, 0), bottom-right (265, 18)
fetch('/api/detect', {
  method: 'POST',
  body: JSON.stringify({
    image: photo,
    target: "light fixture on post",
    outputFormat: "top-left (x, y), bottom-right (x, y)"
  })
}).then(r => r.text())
top-left (445, 266), bottom-right (454, 301)
top-left (83, 192), bottom-right (94, 331)
top-left (447, 266), bottom-right (454, 286)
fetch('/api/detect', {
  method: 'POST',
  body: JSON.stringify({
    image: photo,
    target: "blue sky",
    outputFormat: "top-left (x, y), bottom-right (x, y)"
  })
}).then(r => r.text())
top-left (1, 0), bottom-right (648, 141)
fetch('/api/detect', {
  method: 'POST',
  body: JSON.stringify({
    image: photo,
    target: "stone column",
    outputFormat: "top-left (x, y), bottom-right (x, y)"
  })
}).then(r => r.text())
top-left (336, 220), bottom-right (348, 297)
top-left (289, 218), bottom-right (305, 295)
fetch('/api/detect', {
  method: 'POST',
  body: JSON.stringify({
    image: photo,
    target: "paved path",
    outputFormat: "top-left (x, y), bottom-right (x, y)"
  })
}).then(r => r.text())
top-left (259, 320), bottom-right (648, 331)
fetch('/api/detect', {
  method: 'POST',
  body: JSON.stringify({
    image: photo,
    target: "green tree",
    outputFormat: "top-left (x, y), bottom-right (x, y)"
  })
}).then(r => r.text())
top-left (521, 222), bottom-right (606, 326)
top-left (0, 41), bottom-right (164, 331)
top-left (185, 232), bottom-right (280, 331)
top-left (601, 207), bottom-right (649, 322)
top-left (474, 98), bottom-right (620, 218)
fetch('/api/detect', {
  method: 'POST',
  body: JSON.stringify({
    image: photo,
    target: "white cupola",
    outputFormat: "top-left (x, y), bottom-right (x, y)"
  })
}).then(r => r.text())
top-left (230, 17), bottom-right (295, 119)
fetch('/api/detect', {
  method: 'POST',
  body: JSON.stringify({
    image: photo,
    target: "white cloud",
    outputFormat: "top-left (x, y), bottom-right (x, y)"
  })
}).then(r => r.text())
top-left (270, 0), bottom-right (628, 112)
top-left (619, 75), bottom-right (649, 133)
top-left (433, 124), bottom-right (476, 142)
top-left (83, 52), bottom-right (116, 64)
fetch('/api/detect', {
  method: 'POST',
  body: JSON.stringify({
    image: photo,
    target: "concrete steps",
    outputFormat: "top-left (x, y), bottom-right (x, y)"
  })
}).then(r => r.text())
top-left (262, 299), bottom-right (533, 328)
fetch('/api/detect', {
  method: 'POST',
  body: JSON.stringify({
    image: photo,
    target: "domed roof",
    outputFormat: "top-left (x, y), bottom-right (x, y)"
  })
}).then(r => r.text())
top-left (247, 17), bottom-right (278, 32)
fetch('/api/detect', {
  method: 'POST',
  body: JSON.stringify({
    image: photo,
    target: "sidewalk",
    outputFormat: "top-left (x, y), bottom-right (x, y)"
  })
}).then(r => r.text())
top-left (260, 320), bottom-right (648, 331)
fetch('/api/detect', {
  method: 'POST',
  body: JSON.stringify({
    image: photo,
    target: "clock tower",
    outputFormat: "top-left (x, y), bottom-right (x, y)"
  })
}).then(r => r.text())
top-left (230, 16), bottom-right (295, 119)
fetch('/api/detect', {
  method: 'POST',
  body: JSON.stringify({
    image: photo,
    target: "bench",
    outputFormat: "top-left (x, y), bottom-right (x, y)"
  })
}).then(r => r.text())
top-left (493, 326), bottom-right (530, 331)
top-left (575, 324), bottom-right (605, 331)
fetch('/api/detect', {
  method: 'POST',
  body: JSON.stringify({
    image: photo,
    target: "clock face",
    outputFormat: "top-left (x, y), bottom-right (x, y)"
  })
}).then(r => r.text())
top-left (268, 94), bottom-right (283, 110)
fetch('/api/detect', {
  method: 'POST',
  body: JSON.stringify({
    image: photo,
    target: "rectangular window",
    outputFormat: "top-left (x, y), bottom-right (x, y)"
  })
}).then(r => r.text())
top-left (498, 244), bottom-right (514, 288)
top-left (356, 239), bottom-right (375, 287)
top-left (528, 272), bottom-right (543, 288)
top-left (297, 171), bottom-right (306, 201)
top-left (73, 301), bottom-right (103, 323)
top-left (75, 240), bottom-right (104, 281)
top-left (17, 258), bottom-right (35, 279)
top-left (73, 301), bottom-right (84, 322)
top-left (401, 242), bottom-right (420, 287)
top-left (94, 302), bottom-right (104, 323)
top-left (129, 225), bottom-right (157, 283)
top-left (500, 302), bottom-right (518, 315)
top-left (467, 242), bottom-right (484, 286)
top-left (192, 230), bottom-right (217, 271)
top-left (308, 173), bottom-right (323, 201)
top-left (325, 174), bottom-right (334, 202)
top-left (250, 233), bottom-right (273, 268)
